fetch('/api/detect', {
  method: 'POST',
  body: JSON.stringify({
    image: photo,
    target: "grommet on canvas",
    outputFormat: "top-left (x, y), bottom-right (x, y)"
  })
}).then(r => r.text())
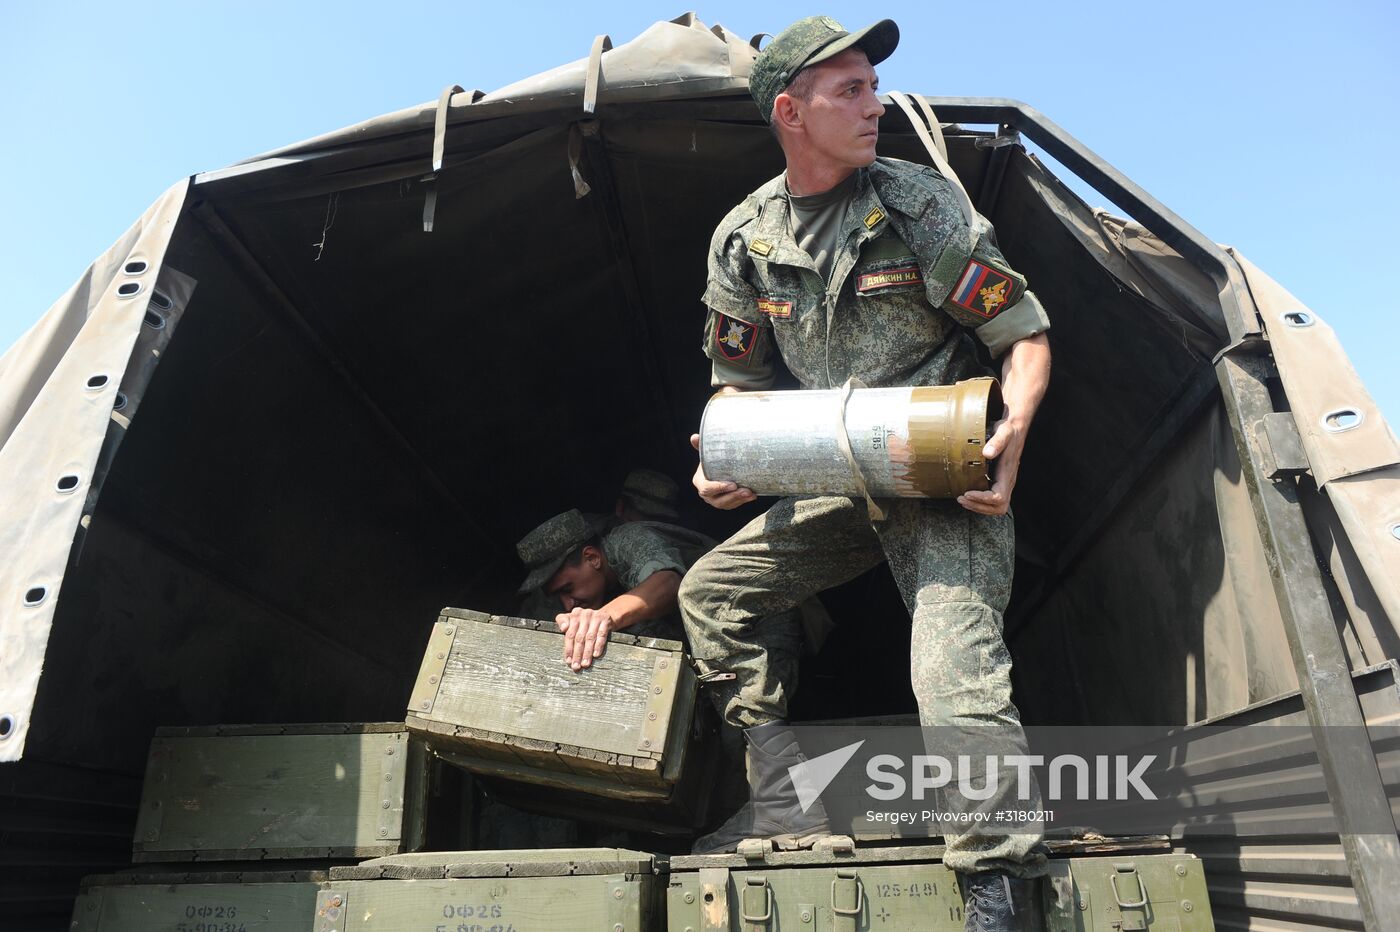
top-left (23, 586), bottom-right (48, 607)
top-left (124, 260), bottom-right (149, 275)
top-left (1390, 523), bottom-right (1400, 542)
top-left (86, 374), bottom-right (110, 390)
top-left (0, 715), bottom-right (15, 741)
top-left (1282, 310), bottom-right (1314, 328)
top-left (117, 281), bottom-right (143, 298)
top-left (56, 474), bottom-right (80, 494)
top-left (143, 309), bottom-right (166, 330)
top-left (113, 392), bottom-right (129, 411)
top-left (1322, 408), bottom-right (1363, 433)
top-left (149, 290), bottom-right (173, 311)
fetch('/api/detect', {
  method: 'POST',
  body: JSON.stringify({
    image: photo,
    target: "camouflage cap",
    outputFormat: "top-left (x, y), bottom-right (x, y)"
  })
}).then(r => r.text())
top-left (515, 508), bottom-right (603, 594)
top-left (620, 468), bottom-right (680, 520)
top-left (750, 16), bottom-right (899, 123)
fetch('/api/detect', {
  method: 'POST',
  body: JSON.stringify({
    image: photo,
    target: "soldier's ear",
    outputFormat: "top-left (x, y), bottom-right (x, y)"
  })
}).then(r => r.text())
top-left (582, 545), bottom-right (604, 570)
top-left (773, 93), bottom-right (802, 131)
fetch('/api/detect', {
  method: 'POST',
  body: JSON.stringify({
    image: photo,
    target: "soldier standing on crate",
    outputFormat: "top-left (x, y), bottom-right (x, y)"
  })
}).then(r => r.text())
top-left (678, 15), bottom-right (1053, 931)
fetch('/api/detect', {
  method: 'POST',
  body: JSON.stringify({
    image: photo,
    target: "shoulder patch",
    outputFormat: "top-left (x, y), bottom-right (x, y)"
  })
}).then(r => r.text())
top-left (949, 258), bottom-right (1020, 318)
top-left (713, 313), bottom-right (758, 361)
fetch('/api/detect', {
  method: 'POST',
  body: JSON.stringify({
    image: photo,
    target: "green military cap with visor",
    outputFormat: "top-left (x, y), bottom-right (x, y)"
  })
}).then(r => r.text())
top-left (620, 468), bottom-right (680, 520)
top-left (516, 508), bottom-right (605, 594)
top-left (750, 15), bottom-right (900, 123)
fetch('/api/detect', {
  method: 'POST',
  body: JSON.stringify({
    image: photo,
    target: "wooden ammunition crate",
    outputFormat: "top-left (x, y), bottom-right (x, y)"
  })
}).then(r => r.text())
top-left (132, 723), bottom-right (462, 863)
top-left (666, 840), bottom-right (1213, 931)
top-left (69, 870), bottom-right (324, 932)
top-left (315, 848), bottom-right (659, 932)
top-left (406, 608), bottom-right (702, 802)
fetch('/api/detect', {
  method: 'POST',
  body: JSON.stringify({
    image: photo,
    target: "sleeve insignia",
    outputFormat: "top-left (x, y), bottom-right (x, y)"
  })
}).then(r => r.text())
top-left (714, 313), bottom-right (757, 361)
top-left (950, 258), bottom-right (1018, 318)
top-left (756, 297), bottom-right (792, 319)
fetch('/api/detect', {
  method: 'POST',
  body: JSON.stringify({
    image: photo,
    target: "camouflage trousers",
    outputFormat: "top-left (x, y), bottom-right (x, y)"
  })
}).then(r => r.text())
top-left (677, 494), bottom-right (1045, 877)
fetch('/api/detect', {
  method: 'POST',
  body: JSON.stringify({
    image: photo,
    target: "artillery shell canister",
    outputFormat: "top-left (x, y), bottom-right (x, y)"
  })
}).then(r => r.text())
top-left (699, 377), bottom-right (1003, 499)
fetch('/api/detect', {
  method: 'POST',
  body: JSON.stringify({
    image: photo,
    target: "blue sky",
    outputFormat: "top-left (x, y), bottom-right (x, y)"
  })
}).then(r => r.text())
top-left (2, 0), bottom-right (1396, 424)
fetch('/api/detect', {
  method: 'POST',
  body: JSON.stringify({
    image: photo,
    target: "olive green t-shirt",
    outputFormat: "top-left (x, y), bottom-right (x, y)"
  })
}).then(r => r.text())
top-left (787, 171), bottom-right (857, 286)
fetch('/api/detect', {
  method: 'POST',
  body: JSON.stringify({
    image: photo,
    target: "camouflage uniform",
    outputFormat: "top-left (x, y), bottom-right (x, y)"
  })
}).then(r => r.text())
top-left (601, 521), bottom-right (711, 642)
top-left (680, 157), bottom-right (1050, 876)
top-left (516, 513), bottom-right (803, 679)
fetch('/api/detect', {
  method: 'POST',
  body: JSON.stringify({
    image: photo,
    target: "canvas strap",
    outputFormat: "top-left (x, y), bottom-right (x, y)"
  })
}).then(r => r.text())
top-left (887, 90), bottom-right (979, 251)
top-left (422, 84), bottom-right (465, 232)
top-left (835, 377), bottom-right (885, 522)
top-left (583, 34), bottom-right (613, 114)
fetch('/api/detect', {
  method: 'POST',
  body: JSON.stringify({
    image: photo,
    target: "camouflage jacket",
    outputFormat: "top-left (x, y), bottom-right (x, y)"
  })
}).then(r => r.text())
top-left (603, 521), bottom-right (715, 590)
top-left (603, 521), bottom-right (717, 642)
top-left (702, 158), bottom-right (1050, 390)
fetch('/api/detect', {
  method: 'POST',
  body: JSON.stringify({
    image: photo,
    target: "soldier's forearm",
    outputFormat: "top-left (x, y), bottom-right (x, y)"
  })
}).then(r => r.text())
top-left (998, 333), bottom-right (1051, 430)
top-left (602, 570), bottom-right (682, 629)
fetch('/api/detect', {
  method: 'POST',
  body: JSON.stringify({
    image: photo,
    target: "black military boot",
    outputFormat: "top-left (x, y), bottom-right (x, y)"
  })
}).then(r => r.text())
top-left (691, 721), bottom-right (831, 853)
top-left (960, 871), bottom-right (1038, 932)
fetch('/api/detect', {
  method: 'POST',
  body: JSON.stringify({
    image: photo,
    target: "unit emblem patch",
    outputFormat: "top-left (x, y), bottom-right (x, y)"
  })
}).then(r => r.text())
top-left (857, 265), bottom-right (923, 294)
top-left (714, 314), bottom-right (757, 361)
top-left (757, 297), bottom-right (792, 319)
top-left (950, 259), bottom-right (1015, 318)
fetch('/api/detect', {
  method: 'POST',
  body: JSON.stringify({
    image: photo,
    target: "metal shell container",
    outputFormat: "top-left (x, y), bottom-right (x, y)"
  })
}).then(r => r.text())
top-left (699, 377), bottom-right (1003, 499)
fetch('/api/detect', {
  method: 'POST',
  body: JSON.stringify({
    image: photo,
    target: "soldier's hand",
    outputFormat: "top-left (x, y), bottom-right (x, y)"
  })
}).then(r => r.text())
top-left (957, 416), bottom-right (1024, 516)
top-left (555, 608), bottom-right (615, 671)
top-left (690, 433), bottom-right (755, 510)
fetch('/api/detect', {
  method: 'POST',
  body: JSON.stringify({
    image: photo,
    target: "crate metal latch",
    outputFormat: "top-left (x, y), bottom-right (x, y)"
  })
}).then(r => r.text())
top-left (1111, 863), bottom-right (1149, 931)
top-left (831, 869), bottom-right (863, 932)
top-left (741, 875), bottom-right (772, 928)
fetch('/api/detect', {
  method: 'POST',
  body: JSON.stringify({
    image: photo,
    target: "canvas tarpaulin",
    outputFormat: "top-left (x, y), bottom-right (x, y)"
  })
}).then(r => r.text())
top-left (0, 180), bottom-right (189, 760)
top-left (3, 46), bottom-right (1397, 761)
top-left (217, 12), bottom-right (760, 179)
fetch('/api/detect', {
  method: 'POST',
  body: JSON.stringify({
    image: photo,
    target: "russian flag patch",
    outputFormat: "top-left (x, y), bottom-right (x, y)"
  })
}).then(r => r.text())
top-left (950, 259), bottom-right (1015, 319)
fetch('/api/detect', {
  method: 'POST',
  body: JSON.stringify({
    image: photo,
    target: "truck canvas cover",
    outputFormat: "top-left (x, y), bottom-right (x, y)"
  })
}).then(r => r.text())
top-left (1, 13), bottom-right (1397, 931)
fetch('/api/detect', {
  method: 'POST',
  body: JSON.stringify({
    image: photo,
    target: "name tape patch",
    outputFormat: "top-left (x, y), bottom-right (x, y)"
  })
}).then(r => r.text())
top-left (757, 297), bottom-right (792, 319)
top-left (950, 259), bottom-right (1014, 318)
top-left (857, 265), bottom-right (924, 294)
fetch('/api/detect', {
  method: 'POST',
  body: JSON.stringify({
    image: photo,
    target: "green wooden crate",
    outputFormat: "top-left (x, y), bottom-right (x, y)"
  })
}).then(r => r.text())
top-left (1042, 854), bottom-right (1212, 932)
top-left (666, 842), bottom-right (1214, 931)
top-left (69, 871), bottom-right (323, 932)
top-left (132, 723), bottom-right (440, 862)
top-left (315, 848), bottom-right (659, 932)
top-left (406, 608), bottom-right (701, 801)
